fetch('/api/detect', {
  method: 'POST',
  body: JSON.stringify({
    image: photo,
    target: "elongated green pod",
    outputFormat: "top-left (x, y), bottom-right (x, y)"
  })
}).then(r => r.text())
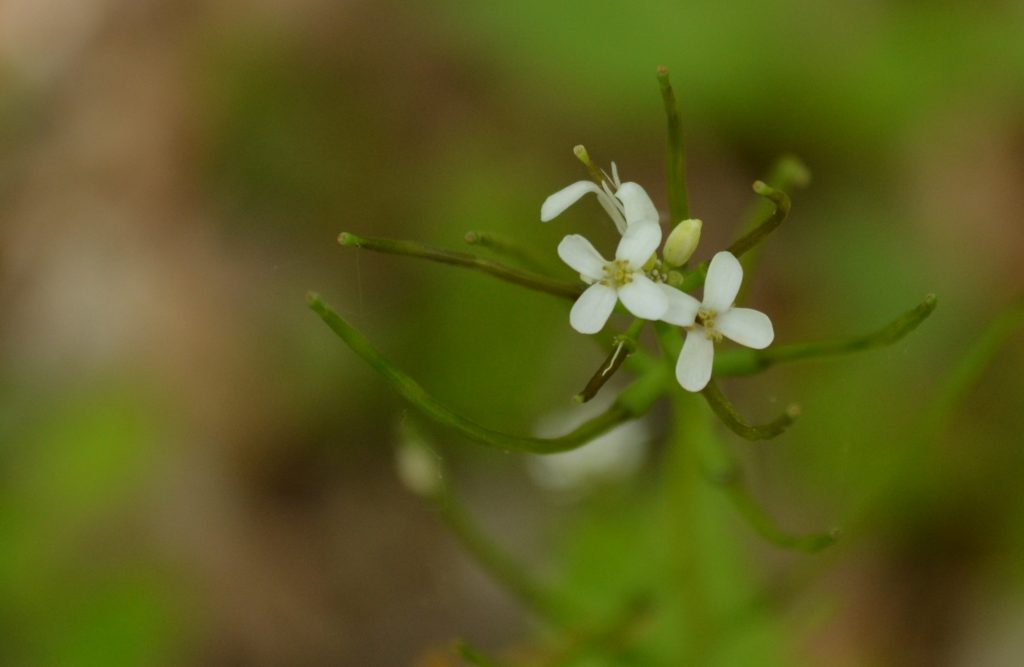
top-left (701, 380), bottom-right (799, 441)
top-left (677, 182), bottom-right (790, 293)
top-left (463, 230), bottom-right (549, 274)
top-left (308, 293), bottom-right (663, 454)
top-left (656, 67), bottom-right (690, 222)
top-left (339, 232), bottom-right (582, 301)
top-left (714, 294), bottom-right (937, 377)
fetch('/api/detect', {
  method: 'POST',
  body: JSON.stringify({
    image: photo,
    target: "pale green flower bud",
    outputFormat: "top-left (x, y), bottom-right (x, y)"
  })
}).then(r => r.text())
top-left (395, 438), bottom-right (442, 497)
top-left (663, 218), bottom-right (702, 267)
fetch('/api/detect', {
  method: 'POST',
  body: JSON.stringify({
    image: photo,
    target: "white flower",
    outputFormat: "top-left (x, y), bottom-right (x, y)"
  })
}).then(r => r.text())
top-left (558, 220), bottom-right (669, 333)
top-left (660, 251), bottom-right (774, 392)
top-left (540, 163), bottom-right (660, 236)
top-left (543, 168), bottom-right (669, 333)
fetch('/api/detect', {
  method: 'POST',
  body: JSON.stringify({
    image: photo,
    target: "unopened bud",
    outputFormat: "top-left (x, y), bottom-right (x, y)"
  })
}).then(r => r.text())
top-left (395, 439), bottom-right (442, 497)
top-left (663, 218), bottom-right (702, 267)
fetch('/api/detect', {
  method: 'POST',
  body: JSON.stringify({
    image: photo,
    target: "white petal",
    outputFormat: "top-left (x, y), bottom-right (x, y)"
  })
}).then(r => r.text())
top-left (617, 274), bottom-right (668, 320)
top-left (702, 251), bottom-right (743, 312)
top-left (541, 181), bottom-right (601, 222)
top-left (659, 284), bottom-right (700, 326)
top-left (615, 220), bottom-right (662, 268)
top-left (557, 234), bottom-right (606, 281)
top-left (595, 191), bottom-right (628, 234)
top-left (615, 182), bottom-right (660, 226)
top-left (716, 307), bottom-right (774, 349)
top-left (570, 284), bottom-right (617, 334)
top-left (676, 328), bottom-right (715, 392)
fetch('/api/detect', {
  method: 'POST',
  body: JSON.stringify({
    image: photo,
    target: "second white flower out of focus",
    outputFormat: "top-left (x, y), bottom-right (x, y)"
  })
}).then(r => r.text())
top-left (662, 251), bottom-right (775, 392)
top-left (558, 220), bottom-right (668, 333)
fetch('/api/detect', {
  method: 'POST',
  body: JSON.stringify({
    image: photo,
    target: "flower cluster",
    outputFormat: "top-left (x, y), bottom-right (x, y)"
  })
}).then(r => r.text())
top-left (542, 164), bottom-right (774, 392)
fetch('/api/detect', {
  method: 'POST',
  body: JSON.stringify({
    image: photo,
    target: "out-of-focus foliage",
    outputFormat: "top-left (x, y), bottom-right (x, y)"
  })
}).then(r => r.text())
top-left (0, 384), bottom-right (185, 666)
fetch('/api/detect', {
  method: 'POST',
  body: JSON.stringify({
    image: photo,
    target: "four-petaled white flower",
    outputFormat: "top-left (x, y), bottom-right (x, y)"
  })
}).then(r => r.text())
top-left (660, 251), bottom-right (774, 392)
top-left (558, 220), bottom-right (669, 333)
top-left (541, 163), bottom-right (659, 236)
top-left (541, 165), bottom-right (775, 387)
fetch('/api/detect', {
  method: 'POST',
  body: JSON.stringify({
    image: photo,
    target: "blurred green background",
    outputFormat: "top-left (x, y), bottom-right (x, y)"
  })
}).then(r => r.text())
top-left (1, 0), bottom-right (1022, 665)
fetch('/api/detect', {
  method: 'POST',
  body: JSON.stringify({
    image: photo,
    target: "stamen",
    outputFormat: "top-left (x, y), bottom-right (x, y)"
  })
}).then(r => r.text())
top-left (704, 328), bottom-right (723, 342)
top-left (600, 181), bottom-right (626, 215)
top-left (696, 308), bottom-right (721, 340)
top-left (602, 259), bottom-right (636, 289)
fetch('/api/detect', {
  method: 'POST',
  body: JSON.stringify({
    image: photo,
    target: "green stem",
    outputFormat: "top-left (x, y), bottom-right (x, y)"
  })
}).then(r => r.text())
top-left (402, 424), bottom-right (570, 627)
top-left (736, 157), bottom-right (810, 300)
top-left (436, 487), bottom-right (569, 626)
top-left (338, 232), bottom-right (581, 301)
top-left (656, 67), bottom-right (690, 222)
top-left (851, 298), bottom-right (1017, 533)
top-left (738, 156), bottom-right (809, 238)
top-left (678, 182), bottom-right (790, 293)
top-left (308, 293), bottom-right (663, 453)
top-left (713, 294), bottom-right (938, 377)
top-left (924, 297), bottom-right (1024, 437)
top-left (702, 461), bottom-right (838, 553)
top-left (700, 380), bottom-right (799, 441)
top-left (463, 230), bottom-right (550, 274)
top-left (653, 323), bottom-right (713, 659)
top-left (655, 324), bottom-right (796, 440)
top-left (576, 319), bottom-right (646, 403)
top-left (727, 181), bottom-right (790, 258)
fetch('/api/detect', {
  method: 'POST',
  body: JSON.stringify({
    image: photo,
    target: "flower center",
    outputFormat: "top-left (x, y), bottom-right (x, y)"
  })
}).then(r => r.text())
top-left (696, 308), bottom-right (723, 342)
top-left (600, 259), bottom-right (635, 288)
